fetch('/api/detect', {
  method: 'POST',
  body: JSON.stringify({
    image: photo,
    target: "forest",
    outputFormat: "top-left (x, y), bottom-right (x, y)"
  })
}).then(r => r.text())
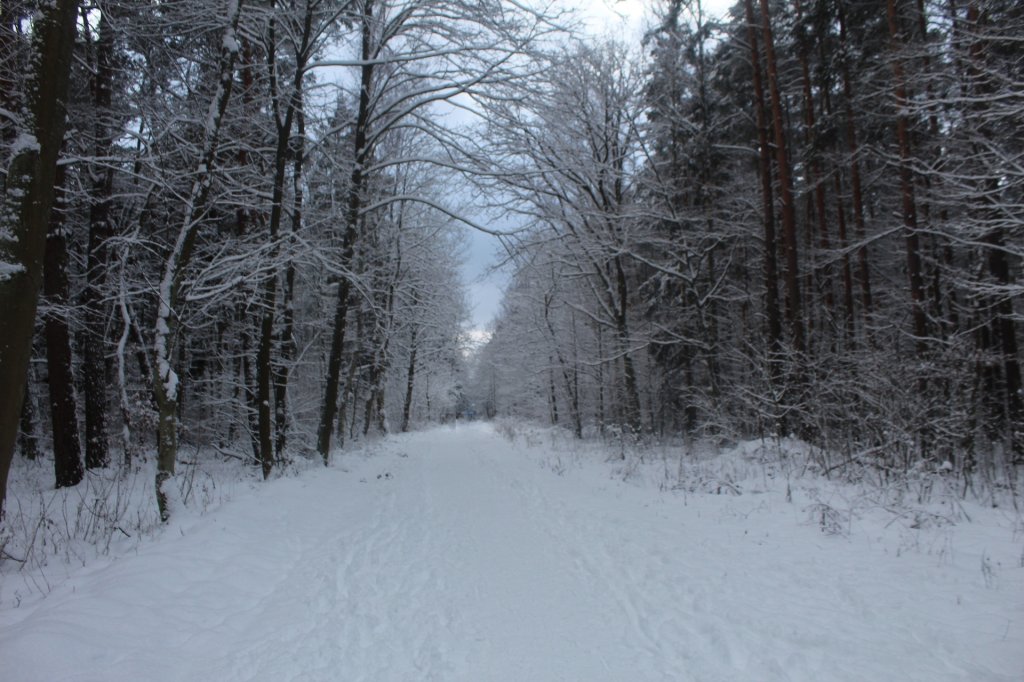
top-left (0, 0), bottom-right (1021, 528)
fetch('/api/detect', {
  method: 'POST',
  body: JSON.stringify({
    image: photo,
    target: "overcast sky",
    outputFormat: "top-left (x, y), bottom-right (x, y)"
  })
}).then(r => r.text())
top-left (461, 0), bottom-right (734, 333)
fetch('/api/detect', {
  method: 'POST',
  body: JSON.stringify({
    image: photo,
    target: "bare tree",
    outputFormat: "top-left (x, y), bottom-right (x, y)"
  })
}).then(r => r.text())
top-left (312, 0), bottom-right (554, 460)
top-left (150, 0), bottom-right (245, 520)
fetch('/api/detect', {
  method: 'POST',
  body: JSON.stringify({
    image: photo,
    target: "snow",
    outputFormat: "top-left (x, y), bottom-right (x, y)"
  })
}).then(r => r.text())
top-left (153, 314), bottom-right (178, 400)
top-left (223, 30), bottom-right (239, 54)
top-left (0, 260), bottom-right (25, 282)
top-left (9, 132), bottom-right (39, 155)
top-left (1, 423), bottom-right (1021, 681)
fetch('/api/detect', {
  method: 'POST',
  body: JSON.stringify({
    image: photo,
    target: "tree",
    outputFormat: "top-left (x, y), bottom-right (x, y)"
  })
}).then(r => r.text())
top-left (150, 0), bottom-right (245, 520)
top-left (758, 0), bottom-right (804, 355)
top-left (0, 0), bottom-right (81, 516)
top-left (254, 0), bottom-right (351, 477)
top-left (80, 3), bottom-right (119, 471)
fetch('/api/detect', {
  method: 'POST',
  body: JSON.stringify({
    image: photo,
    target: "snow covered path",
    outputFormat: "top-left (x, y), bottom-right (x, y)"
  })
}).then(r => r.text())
top-left (1, 423), bottom-right (1021, 681)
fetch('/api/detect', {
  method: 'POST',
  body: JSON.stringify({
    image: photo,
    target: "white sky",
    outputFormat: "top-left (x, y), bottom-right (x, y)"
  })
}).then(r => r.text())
top-left (462, 0), bottom-right (734, 333)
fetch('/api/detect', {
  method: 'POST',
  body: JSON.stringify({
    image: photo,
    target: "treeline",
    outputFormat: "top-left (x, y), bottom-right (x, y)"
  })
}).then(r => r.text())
top-left (471, 0), bottom-right (1022, 485)
top-left (0, 0), bottom-right (552, 519)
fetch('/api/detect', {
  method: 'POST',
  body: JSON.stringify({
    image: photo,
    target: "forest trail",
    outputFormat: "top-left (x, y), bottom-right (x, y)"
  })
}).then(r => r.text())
top-left (1, 423), bottom-right (1021, 681)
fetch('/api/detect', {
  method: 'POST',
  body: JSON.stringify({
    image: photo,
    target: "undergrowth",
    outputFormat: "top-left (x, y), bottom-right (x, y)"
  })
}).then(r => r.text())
top-left (0, 449), bottom-right (281, 605)
top-left (493, 417), bottom-right (1024, 541)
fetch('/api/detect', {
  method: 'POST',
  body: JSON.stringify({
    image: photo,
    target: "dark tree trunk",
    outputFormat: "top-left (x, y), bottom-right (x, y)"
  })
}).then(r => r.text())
top-left (595, 321), bottom-right (605, 436)
top-left (400, 327), bottom-right (418, 433)
top-left (614, 256), bottom-right (641, 430)
top-left (241, 325), bottom-right (261, 464)
top-left (256, 3), bottom-right (314, 477)
top-left (82, 8), bottom-right (115, 470)
top-left (834, 175), bottom-right (856, 340)
top-left (795, 0), bottom-right (834, 326)
top-left (983, 229), bottom-right (1024, 453)
top-left (317, 0), bottom-right (374, 462)
top-left (758, 0), bottom-right (805, 354)
top-left (0, 0), bottom-right (79, 517)
top-left (255, 277), bottom-right (276, 479)
top-left (274, 108), bottom-right (305, 459)
top-left (544, 295), bottom-right (582, 438)
top-left (19, 383), bottom-right (39, 461)
top-left (886, 0), bottom-right (929, 353)
top-left (363, 275), bottom-right (397, 438)
top-left (548, 361), bottom-right (559, 426)
top-left (744, 0), bottom-right (782, 358)
top-left (837, 2), bottom-right (873, 325)
top-left (43, 166), bottom-right (84, 489)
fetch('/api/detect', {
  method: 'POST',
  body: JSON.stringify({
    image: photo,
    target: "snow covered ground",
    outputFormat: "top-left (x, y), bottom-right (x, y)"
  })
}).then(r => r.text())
top-left (1, 422), bottom-right (1022, 681)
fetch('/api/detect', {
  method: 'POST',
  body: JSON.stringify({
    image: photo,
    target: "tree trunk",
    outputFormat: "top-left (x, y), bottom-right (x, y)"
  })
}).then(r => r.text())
top-left (317, 0), bottom-right (374, 463)
top-left (595, 321), bottom-right (605, 436)
top-left (758, 0), bottom-right (804, 354)
top-left (274, 107), bottom-right (305, 460)
top-left (19, 384), bottom-right (39, 461)
top-left (240, 324), bottom-right (261, 464)
top-left (744, 0), bottom-right (782, 358)
top-left (960, 3), bottom-right (1023, 455)
top-left (0, 0), bottom-right (79, 517)
top-left (256, 4), bottom-right (314, 477)
top-left (614, 256), bottom-right (641, 430)
top-left (82, 8), bottom-right (115, 470)
top-left (834, 175), bottom-right (856, 340)
top-left (544, 295), bottom-right (582, 438)
top-left (400, 327), bottom-right (418, 433)
top-left (795, 0), bottom-right (834, 328)
top-left (151, 0), bottom-right (243, 520)
top-left (43, 165), bottom-right (84, 489)
top-left (363, 284), bottom-right (396, 438)
top-left (255, 276), bottom-right (276, 479)
top-left (837, 2), bottom-right (873, 325)
top-left (886, 0), bottom-right (929, 353)
top-left (548, 361), bottom-right (559, 426)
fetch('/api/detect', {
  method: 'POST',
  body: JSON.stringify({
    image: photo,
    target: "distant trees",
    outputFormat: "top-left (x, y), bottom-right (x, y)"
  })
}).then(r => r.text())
top-left (474, 40), bottom-right (648, 432)
top-left (312, 0), bottom-right (553, 461)
top-left (474, 0), bottom-right (1022, 482)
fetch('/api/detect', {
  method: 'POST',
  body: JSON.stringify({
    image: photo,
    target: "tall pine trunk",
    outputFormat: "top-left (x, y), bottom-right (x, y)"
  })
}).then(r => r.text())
top-left (886, 0), bottom-right (929, 353)
top-left (43, 165), bottom-right (84, 489)
top-left (744, 0), bottom-right (782, 360)
top-left (82, 9), bottom-right (115, 470)
top-left (758, 0), bottom-right (804, 354)
top-left (837, 3), bottom-right (873, 327)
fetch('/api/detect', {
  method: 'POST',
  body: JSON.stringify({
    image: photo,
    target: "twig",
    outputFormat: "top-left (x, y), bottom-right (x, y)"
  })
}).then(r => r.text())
top-left (0, 548), bottom-right (27, 563)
